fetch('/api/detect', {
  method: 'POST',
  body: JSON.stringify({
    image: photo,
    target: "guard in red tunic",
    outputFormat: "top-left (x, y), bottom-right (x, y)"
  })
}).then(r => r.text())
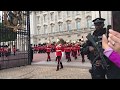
top-left (76, 44), bottom-right (80, 56)
top-left (4, 45), bottom-right (8, 60)
top-left (12, 45), bottom-right (16, 55)
top-left (55, 38), bottom-right (65, 71)
top-left (73, 44), bottom-right (78, 60)
top-left (65, 44), bottom-right (71, 62)
top-left (46, 44), bottom-right (51, 61)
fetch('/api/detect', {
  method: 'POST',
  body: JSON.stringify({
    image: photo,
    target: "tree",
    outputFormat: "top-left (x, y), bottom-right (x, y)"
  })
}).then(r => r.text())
top-left (0, 22), bottom-right (17, 42)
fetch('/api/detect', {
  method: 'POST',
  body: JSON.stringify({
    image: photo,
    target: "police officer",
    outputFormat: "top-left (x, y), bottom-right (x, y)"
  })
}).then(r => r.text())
top-left (81, 18), bottom-right (107, 79)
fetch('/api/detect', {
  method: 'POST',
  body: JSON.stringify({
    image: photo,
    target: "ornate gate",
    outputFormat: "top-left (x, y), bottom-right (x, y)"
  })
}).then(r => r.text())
top-left (0, 11), bottom-right (31, 70)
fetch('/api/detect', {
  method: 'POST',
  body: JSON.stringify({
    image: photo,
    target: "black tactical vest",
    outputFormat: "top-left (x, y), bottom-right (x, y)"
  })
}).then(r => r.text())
top-left (93, 28), bottom-right (120, 79)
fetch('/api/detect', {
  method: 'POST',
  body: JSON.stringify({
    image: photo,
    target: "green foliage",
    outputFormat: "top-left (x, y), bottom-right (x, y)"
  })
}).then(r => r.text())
top-left (0, 23), bottom-right (17, 42)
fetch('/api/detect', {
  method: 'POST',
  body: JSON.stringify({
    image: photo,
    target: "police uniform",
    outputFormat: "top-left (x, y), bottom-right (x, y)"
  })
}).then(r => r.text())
top-left (81, 18), bottom-right (107, 79)
top-left (82, 18), bottom-right (120, 79)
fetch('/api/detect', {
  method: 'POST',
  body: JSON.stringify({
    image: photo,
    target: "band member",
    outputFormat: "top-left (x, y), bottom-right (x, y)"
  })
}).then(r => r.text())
top-left (46, 43), bottom-right (51, 61)
top-left (33, 45), bottom-right (38, 53)
top-left (71, 43), bottom-right (74, 57)
top-left (4, 45), bottom-right (9, 60)
top-left (80, 45), bottom-right (85, 63)
top-left (12, 45), bottom-right (16, 55)
top-left (64, 44), bottom-right (68, 59)
top-left (76, 43), bottom-right (80, 56)
top-left (55, 38), bottom-right (65, 71)
top-left (73, 44), bottom-right (78, 60)
top-left (65, 44), bottom-right (71, 62)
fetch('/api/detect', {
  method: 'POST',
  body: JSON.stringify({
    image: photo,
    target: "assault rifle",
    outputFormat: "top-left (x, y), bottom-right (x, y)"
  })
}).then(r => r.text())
top-left (86, 33), bottom-right (108, 70)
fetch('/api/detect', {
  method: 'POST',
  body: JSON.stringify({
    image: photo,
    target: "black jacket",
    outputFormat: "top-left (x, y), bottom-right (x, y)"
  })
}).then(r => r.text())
top-left (81, 28), bottom-right (120, 79)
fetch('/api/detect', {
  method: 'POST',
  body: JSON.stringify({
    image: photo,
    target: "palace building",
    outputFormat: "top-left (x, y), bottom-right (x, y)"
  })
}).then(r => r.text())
top-left (30, 11), bottom-right (112, 44)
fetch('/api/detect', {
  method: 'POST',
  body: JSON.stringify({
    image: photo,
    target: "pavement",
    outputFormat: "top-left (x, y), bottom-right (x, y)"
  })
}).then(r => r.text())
top-left (0, 52), bottom-right (92, 79)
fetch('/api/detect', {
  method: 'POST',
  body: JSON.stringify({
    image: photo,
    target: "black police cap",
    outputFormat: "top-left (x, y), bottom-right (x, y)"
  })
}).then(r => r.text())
top-left (92, 18), bottom-right (105, 24)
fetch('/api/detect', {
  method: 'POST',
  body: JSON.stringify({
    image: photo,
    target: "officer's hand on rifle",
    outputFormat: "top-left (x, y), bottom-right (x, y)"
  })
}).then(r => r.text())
top-left (89, 46), bottom-right (94, 51)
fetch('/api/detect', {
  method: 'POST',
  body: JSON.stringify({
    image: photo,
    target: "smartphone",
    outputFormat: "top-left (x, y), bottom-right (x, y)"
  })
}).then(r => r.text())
top-left (111, 11), bottom-right (120, 32)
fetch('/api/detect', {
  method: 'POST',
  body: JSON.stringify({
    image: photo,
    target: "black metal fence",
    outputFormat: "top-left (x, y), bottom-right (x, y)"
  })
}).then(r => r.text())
top-left (0, 11), bottom-right (31, 70)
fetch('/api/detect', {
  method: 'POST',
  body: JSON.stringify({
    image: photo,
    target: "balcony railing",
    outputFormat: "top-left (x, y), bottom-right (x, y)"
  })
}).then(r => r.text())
top-left (32, 28), bottom-right (94, 38)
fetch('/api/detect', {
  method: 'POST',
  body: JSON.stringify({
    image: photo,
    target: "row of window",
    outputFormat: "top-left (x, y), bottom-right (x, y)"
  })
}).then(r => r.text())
top-left (36, 11), bottom-right (92, 35)
top-left (36, 11), bottom-right (91, 24)
top-left (37, 19), bottom-right (92, 35)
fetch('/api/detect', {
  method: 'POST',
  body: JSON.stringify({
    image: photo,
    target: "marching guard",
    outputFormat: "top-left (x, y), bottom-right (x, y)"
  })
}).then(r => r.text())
top-left (46, 43), bottom-right (51, 61)
top-left (55, 38), bottom-right (65, 71)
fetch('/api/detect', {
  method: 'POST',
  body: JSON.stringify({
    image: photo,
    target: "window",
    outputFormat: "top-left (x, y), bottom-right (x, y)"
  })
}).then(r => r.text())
top-left (67, 22), bottom-right (71, 31)
top-left (87, 17), bottom-right (92, 28)
top-left (37, 16), bottom-right (40, 24)
top-left (72, 11), bottom-right (74, 18)
top-left (43, 14), bottom-right (47, 23)
top-left (67, 11), bottom-right (70, 17)
top-left (68, 35), bottom-right (71, 37)
top-left (76, 11), bottom-right (80, 15)
top-left (58, 11), bottom-right (61, 19)
top-left (44, 25), bottom-right (47, 34)
top-left (76, 21), bottom-right (80, 30)
top-left (59, 24), bottom-right (62, 31)
top-left (51, 24), bottom-right (54, 33)
top-left (50, 12), bottom-right (54, 21)
top-left (37, 26), bottom-right (41, 35)
top-left (86, 11), bottom-right (91, 13)
top-left (38, 28), bottom-right (40, 35)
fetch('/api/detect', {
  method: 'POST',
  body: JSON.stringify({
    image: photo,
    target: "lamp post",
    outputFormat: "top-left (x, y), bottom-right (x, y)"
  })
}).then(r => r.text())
top-left (99, 11), bottom-right (101, 18)
top-left (26, 11), bottom-right (31, 65)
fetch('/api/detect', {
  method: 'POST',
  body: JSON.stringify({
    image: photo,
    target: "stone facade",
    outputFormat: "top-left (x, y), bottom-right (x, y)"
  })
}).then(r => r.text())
top-left (30, 11), bottom-right (112, 44)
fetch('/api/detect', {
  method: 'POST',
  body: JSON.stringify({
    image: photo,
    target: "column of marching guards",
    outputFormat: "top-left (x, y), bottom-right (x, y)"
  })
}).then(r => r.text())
top-left (31, 41), bottom-right (85, 63)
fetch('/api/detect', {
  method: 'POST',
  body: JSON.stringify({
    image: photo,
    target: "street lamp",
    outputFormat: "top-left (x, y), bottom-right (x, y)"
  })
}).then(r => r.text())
top-left (99, 11), bottom-right (101, 18)
top-left (26, 11), bottom-right (31, 65)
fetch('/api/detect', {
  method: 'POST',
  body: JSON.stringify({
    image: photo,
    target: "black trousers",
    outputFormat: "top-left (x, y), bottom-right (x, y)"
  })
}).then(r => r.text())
top-left (89, 66), bottom-right (106, 79)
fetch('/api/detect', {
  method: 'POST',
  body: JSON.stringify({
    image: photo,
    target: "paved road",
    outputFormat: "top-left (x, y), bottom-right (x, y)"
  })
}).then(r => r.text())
top-left (0, 65), bottom-right (91, 79)
top-left (0, 52), bottom-right (92, 79)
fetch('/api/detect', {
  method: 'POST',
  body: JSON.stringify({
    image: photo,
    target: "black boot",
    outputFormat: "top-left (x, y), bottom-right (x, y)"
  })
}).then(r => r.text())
top-left (55, 57), bottom-right (57, 61)
top-left (69, 58), bottom-right (71, 62)
top-left (60, 62), bottom-right (63, 69)
top-left (82, 59), bottom-right (85, 63)
top-left (56, 65), bottom-right (59, 71)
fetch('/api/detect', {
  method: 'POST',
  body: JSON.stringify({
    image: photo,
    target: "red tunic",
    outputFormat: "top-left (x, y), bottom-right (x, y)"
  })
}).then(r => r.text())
top-left (12, 47), bottom-right (16, 52)
top-left (65, 47), bottom-right (71, 52)
top-left (73, 46), bottom-right (78, 51)
top-left (56, 44), bottom-right (64, 56)
top-left (77, 45), bottom-right (80, 50)
top-left (46, 45), bottom-right (51, 52)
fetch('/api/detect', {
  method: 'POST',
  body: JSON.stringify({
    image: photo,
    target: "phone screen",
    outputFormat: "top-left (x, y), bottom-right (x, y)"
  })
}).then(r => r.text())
top-left (112, 11), bottom-right (120, 32)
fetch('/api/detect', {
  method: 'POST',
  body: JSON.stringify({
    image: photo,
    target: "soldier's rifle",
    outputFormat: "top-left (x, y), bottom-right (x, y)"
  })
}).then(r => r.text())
top-left (86, 33), bottom-right (108, 70)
